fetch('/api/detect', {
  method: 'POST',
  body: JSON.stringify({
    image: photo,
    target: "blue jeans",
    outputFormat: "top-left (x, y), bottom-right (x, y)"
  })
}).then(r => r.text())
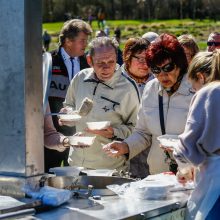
top-left (205, 196), bottom-right (220, 220)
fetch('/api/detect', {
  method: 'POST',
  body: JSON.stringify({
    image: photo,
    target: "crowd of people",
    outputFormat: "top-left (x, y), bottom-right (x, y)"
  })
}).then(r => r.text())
top-left (42, 18), bottom-right (220, 220)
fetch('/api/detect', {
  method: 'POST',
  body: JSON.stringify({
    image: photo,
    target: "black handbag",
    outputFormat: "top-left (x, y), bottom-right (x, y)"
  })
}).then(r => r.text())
top-left (158, 94), bottom-right (178, 174)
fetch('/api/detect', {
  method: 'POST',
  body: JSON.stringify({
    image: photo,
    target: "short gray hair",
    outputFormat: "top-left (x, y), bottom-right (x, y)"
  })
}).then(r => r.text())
top-left (88, 37), bottom-right (119, 57)
top-left (178, 34), bottom-right (199, 57)
top-left (59, 19), bottom-right (92, 46)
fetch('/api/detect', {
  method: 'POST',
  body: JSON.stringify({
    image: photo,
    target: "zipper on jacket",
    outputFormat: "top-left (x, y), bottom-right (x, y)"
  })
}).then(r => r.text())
top-left (93, 82), bottom-right (99, 95)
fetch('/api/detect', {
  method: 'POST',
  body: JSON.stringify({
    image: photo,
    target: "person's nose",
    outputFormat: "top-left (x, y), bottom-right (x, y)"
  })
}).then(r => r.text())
top-left (158, 70), bottom-right (168, 77)
top-left (83, 41), bottom-right (87, 47)
top-left (141, 61), bottom-right (148, 66)
top-left (208, 45), bottom-right (215, 52)
top-left (102, 63), bottom-right (110, 69)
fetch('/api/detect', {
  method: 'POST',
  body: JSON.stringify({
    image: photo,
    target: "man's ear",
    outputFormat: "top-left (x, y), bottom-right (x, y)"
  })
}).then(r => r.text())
top-left (65, 38), bottom-right (71, 47)
top-left (86, 55), bottom-right (93, 67)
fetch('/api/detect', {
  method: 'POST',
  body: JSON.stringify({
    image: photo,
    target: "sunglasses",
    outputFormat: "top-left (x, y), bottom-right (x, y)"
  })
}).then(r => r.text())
top-left (207, 41), bottom-right (220, 47)
top-left (151, 62), bottom-right (176, 74)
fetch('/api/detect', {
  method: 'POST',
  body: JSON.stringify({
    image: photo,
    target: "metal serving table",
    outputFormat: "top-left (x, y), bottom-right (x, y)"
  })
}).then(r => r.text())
top-left (32, 190), bottom-right (190, 220)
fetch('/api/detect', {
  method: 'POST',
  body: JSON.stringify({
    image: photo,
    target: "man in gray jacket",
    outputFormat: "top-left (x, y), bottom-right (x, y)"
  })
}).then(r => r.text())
top-left (60, 37), bottom-right (140, 170)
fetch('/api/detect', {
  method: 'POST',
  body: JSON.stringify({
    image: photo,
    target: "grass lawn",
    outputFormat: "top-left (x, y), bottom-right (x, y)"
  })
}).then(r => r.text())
top-left (43, 19), bottom-right (220, 51)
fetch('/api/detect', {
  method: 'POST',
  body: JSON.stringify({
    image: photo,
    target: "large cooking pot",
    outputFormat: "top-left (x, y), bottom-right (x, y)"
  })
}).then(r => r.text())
top-left (45, 176), bottom-right (134, 196)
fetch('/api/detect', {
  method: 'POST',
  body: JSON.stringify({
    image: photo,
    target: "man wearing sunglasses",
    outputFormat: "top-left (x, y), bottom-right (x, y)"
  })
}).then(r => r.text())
top-left (207, 32), bottom-right (220, 52)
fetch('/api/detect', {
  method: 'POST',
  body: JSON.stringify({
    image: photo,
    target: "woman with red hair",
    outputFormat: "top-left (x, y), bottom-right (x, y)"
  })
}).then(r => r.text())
top-left (103, 33), bottom-right (194, 175)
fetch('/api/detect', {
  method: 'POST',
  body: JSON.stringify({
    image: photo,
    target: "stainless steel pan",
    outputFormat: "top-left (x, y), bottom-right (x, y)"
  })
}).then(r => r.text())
top-left (45, 176), bottom-right (134, 196)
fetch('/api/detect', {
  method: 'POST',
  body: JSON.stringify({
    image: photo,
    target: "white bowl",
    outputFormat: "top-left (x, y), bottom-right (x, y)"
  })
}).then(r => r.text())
top-left (82, 169), bottom-right (115, 176)
top-left (49, 166), bottom-right (83, 176)
top-left (86, 121), bottom-right (111, 130)
top-left (59, 114), bottom-right (81, 122)
top-left (135, 183), bottom-right (170, 199)
top-left (157, 134), bottom-right (179, 149)
top-left (68, 136), bottom-right (95, 146)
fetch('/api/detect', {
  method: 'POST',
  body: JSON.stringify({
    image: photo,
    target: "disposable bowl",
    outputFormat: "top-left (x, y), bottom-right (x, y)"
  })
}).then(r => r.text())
top-left (82, 169), bottom-right (115, 176)
top-left (68, 136), bottom-right (95, 146)
top-left (59, 114), bottom-right (81, 122)
top-left (86, 121), bottom-right (111, 130)
top-left (157, 134), bottom-right (179, 149)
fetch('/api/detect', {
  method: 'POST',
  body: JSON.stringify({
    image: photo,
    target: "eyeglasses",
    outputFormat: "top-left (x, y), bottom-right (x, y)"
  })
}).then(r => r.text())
top-left (132, 55), bottom-right (146, 64)
top-left (151, 62), bottom-right (176, 75)
top-left (207, 41), bottom-right (220, 47)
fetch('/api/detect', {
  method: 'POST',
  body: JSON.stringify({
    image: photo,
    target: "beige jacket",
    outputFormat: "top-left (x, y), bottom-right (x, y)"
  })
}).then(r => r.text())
top-left (64, 65), bottom-right (140, 170)
top-left (125, 75), bottom-right (194, 174)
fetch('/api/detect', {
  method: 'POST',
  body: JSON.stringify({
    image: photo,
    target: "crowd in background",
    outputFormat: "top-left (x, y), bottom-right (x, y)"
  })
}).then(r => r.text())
top-left (42, 18), bottom-right (220, 220)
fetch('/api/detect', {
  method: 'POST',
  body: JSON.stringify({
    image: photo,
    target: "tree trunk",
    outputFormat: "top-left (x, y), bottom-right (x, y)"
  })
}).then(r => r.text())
top-left (180, 0), bottom-right (183, 19)
top-left (110, 0), bottom-right (115, 19)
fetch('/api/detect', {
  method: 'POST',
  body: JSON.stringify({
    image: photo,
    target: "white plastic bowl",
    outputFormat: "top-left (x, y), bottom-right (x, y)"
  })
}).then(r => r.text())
top-left (59, 114), bottom-right (81, 122)
top-left (86, 121), bottom-right (111, 130)
top-left (82, 169), bottom-right (115, 176)
top-left (68, 136), bottom-right (95, 146)
top-left (49, 166), bottom-right (83, 176)
top-left (157, 134), bottom-right (179, 149)
top-left (135, 182), bottom-right (170, 199)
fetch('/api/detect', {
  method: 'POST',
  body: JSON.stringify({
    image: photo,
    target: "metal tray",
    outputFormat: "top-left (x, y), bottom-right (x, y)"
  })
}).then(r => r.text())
top-left (45, 176), bottom-right (134, 196)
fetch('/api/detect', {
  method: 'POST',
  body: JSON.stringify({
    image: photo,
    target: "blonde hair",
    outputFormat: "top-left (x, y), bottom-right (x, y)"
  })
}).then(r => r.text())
top-left (188, 49), bottom-right (220, 83)
top-left (208, 49), bottom-right (220, 82)
top-left (178, 34), bottom-right (199, 58)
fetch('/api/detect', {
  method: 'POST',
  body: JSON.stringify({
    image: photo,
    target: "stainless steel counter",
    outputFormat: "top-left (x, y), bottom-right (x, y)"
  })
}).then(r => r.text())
top-left (32, 190), bottom-right (191, 220)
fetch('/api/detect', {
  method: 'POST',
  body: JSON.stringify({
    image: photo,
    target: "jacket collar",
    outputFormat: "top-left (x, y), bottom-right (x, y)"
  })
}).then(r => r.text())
top-left (158, 74), bottom-right (192, 96)
top-left (84, 64), bottom-right (121, 89)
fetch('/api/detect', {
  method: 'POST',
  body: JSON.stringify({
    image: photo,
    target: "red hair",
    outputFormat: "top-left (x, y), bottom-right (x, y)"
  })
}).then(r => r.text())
top-left (146, 33), bottom-right (188, 76)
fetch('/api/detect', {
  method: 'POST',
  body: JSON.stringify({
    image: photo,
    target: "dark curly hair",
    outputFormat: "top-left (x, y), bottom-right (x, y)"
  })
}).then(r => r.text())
top-left (146, 33), bottom-right (188, 77)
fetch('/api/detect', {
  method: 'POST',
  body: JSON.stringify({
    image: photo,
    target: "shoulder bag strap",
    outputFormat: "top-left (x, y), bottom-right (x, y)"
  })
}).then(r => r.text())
top-left (158, 94), bottom-right (166, 135)
top-left (158, 94), bottom-right (178, 173)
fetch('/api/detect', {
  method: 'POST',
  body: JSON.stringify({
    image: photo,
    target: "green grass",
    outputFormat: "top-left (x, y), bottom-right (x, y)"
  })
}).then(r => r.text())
top-left (43, 22), bottom-right (64, 34)
top-left (43, 19), bottom-right (220, 51)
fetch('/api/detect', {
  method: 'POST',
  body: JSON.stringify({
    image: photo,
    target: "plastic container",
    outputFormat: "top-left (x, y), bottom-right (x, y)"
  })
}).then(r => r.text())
top-left (59, 114), bottom-right (81, 122)
top-left (86, 121), bottom-right (111, 130)
top-left (157, 134), bottom-right (179, 149)
top-left (134, 182), bottom-right (170, 199)
top-left (68, 136), bottom-right (95, 146)
top-left (49, 166), bottom-right (83, 176)
top-left (82, 169), bottom-right (115, 176)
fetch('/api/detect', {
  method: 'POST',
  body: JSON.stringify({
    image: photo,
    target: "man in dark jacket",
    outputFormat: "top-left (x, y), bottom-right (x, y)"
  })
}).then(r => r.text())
top-left (46, 19), bottom-right (92, 172)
